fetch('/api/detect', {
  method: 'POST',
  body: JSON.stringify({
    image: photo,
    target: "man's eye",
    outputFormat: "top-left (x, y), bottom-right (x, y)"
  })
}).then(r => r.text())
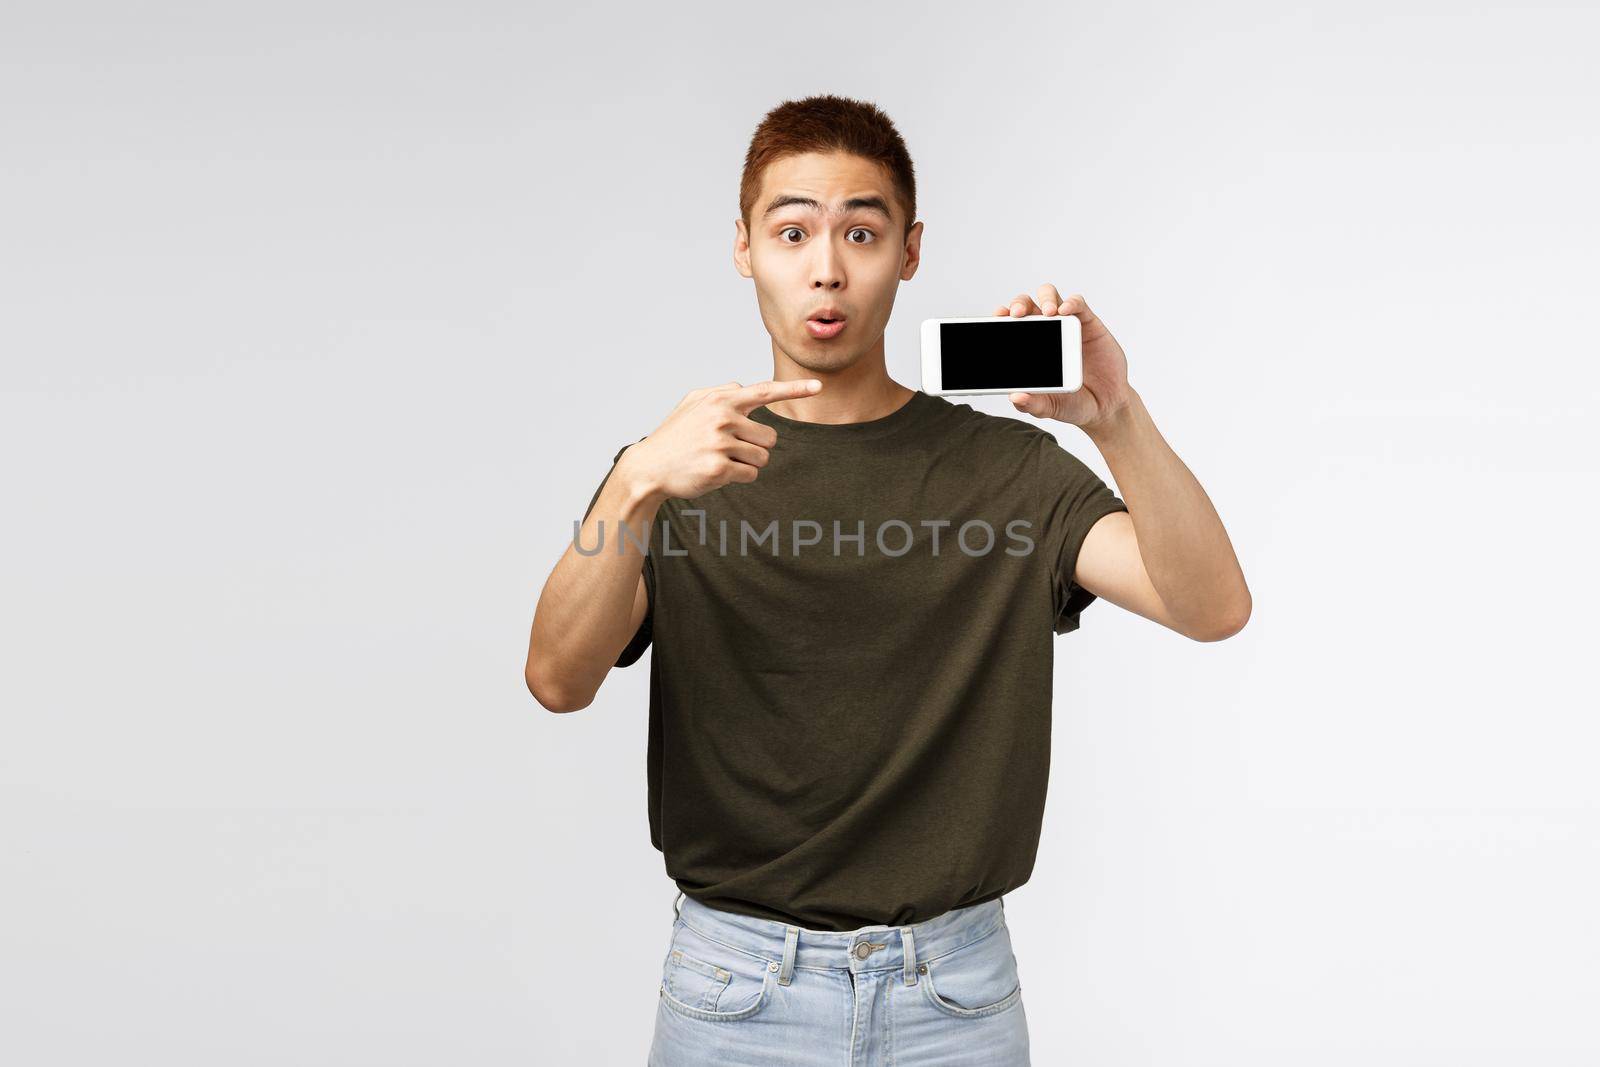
top-left (779, 227), bottom-right (804, 243)
top-left (848, 228), bottom-right (875, 244)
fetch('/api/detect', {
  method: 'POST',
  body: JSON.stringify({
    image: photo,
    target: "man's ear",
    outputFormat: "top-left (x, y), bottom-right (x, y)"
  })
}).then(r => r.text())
top-left (900, 220), bottom-right (924, 281)
top-left (733, 218), bottom-right (753, 278)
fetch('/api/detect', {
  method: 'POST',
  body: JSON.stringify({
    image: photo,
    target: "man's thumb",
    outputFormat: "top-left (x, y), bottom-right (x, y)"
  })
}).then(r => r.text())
top-left (1010, 392), bottom-right (1049, 417)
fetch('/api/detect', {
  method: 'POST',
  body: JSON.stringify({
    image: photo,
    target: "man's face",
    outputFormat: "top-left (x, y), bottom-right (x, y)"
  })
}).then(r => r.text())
top-left (735, 151), bottom-right (922, 375)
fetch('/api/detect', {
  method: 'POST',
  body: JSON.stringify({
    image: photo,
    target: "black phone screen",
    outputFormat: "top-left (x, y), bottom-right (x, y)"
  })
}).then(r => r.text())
top-left (940, 319), bottom-right (1064, 389)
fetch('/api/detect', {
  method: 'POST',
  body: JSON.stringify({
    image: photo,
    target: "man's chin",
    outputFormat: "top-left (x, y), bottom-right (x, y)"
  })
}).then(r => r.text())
top-left (784, 345), bottom-right (857, 374)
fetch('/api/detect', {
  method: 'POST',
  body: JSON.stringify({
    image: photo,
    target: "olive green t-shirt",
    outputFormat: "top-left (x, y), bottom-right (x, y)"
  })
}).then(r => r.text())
top-left (580, 388), bottom-right (1128, 931)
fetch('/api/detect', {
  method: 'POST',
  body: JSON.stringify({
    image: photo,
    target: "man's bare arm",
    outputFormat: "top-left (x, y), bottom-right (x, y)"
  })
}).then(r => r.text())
top-left (524, 378), bottom-right (819, 712)
top-left (525, 447), bottom-right (663, 712)
top-left (1079, 387), bottom-right (1251, 641)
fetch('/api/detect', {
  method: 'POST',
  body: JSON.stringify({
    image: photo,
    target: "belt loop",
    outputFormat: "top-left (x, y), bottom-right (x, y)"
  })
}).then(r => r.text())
top-left (902, 925), bottom-right (918, 986)
top-left (778, 925), bottom-right (800, 986)
top-left (672, 890), bottom-right (684, 921)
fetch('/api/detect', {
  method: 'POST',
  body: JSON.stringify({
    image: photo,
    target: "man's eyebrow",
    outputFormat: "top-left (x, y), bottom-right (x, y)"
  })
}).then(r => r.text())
top-left (762, 194), bottom-right (894, 222)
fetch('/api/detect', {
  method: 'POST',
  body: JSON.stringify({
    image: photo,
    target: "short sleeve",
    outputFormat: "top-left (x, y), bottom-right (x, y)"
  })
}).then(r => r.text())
top-left (581, 440), bottom-right (656, 668)
top-left (1035, 431), bottom-right (1129, 635)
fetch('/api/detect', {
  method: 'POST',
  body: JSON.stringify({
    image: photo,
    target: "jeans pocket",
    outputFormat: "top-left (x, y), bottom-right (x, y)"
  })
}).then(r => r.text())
top-left (659, 919), bottom-right (775, 1022)
top-left (920, 922), bottom-right (1024, 1019)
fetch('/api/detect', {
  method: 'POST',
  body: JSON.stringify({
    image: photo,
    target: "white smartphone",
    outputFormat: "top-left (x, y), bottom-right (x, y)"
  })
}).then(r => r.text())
top-left (920, 314), bottom-right (1083, 396)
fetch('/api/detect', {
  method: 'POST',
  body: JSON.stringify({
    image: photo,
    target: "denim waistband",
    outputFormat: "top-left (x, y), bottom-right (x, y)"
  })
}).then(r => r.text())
top-left (671, 890), bottom-right (1008, 986)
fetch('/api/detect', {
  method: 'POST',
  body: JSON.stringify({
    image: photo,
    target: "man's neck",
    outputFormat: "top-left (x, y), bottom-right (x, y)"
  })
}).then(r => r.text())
top-left (763, 379), bottom-right (915, 425)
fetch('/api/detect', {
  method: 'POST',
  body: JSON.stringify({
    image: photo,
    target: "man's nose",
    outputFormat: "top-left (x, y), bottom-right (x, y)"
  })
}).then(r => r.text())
top-left (810, 243), bottom-right (843, 289)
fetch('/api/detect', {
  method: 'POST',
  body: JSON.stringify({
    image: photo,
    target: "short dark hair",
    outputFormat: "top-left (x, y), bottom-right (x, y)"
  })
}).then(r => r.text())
top-left (739, 94), bottom-right (917, 240)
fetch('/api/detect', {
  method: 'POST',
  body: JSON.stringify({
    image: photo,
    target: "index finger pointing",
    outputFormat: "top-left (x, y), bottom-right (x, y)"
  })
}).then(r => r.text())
top-left (728, 377), bottom-right (823, 413)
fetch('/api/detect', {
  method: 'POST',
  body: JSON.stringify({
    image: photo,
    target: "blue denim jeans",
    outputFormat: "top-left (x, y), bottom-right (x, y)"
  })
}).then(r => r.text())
top-left (650, 890), bottom-right (1030, 1065)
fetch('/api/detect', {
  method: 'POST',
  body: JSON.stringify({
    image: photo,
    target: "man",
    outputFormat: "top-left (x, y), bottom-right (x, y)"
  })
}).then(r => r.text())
top-left (525, 94), bottom-right (1249, 1064)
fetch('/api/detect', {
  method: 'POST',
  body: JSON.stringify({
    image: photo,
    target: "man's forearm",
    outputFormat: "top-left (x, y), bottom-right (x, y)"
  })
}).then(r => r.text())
top-left (1084, 388), bottom-right (1251, 634)
top-left (525, 449), bottom-right (666, 710)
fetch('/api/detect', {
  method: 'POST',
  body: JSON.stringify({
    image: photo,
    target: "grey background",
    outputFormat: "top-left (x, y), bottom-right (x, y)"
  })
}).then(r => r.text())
top-left (3, 1), bottom-right (1597, 1063)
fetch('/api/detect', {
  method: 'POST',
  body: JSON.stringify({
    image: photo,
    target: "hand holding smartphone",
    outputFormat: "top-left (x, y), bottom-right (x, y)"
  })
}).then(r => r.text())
top-left (920, 314), bottom-right (1083, 396)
